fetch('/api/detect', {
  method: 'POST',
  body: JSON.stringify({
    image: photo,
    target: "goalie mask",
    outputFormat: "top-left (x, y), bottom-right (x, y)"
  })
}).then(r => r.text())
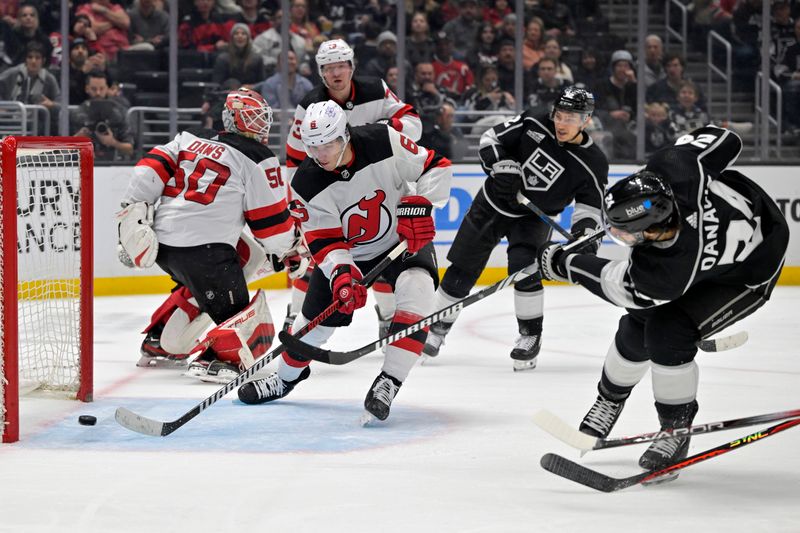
top-left (222, 88), bottom-right (273, 145)
top-left (300, 100), bottom-right (350, 169)
top-left (602, 170), bottom-right (679, 247)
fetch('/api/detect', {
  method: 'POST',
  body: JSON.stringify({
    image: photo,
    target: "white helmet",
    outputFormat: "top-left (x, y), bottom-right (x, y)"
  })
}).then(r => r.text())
top-left (222, 88), bottom-right (273, 145)
top-left (300, 100), bottom-right (350, 168)
top-left (316, 39), bottom-right (355, 84)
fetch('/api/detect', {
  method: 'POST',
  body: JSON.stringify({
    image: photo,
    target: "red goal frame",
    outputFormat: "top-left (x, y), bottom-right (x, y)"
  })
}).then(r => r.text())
top-left (1, 136), bottom-right (94, 443)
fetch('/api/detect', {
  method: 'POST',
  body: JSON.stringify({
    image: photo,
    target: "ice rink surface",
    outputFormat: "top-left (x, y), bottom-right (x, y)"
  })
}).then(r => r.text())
top-left (3, 286), bottom-right (799, 533)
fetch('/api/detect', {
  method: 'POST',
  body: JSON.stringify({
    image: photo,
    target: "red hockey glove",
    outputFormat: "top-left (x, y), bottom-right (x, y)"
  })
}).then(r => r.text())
top-left (330, 264), bottom-right (367, 314)
top-left (396, 195), bottom-right (435, 253)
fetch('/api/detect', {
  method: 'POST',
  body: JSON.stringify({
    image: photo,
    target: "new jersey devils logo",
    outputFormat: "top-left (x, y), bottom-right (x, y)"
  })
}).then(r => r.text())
top-left (342, 190), bottom-right (391, 246)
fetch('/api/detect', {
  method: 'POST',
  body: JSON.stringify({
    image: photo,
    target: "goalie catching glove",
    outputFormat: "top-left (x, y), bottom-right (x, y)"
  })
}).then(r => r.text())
top-left (491, 160), bottom-right (523, 205)
top-left (331, 264), bottom-right (367, 314)
top-left (396, 195), bottom-right (435, 253)
top-left (116, 201), bottom-right (158, 268)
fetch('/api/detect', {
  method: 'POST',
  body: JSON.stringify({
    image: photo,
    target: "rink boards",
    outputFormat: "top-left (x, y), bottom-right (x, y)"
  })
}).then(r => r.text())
top-left (88, 164), bottom-right (800, 295)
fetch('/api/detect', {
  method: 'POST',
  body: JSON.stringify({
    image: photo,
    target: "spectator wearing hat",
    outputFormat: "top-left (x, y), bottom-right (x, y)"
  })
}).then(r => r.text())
top-left (363, 30), bottom-right (404, 80)
top-left (212, 22), bottom-right (265, 85)
top-left (6, 3), bottom-right (53, 66)
top-left (75, 0), bottom-right (131, 62)
top-left (71, 14), bottom-right (99, 52)
top-left (497, 12), bottom-right (517, 43)
top-left (127, 0), bottom-right (169, 51)
top-left (441, 0), bottom-right (482, 61)
top-left (432, 30), bottom-right (474, 99)
top-left (495, 38), bottom-right (526, 95)
top-left (50, 37), bottom-right (103, 105)
top-left (594, 49), bottom-right (637, 159)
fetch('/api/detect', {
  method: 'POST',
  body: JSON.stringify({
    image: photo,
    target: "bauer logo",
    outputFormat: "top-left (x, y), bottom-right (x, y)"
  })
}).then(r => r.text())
top-left (522, 148), bottom-right (564, 192)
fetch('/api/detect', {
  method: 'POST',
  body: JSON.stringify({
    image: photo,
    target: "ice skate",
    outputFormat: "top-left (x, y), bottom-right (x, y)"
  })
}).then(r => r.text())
top-left (579, 391), bottom-right (627, 438)
top-left (197, 359), bottom-right (242, 384)
top-left (183, 349), bottom-right (216, 379)
top-left (237, 366), bottom-right (311, 405)
top-left (421, 321), bottom-right (450, 363)
top-left (361, 372), bottom-right (402, 424)
top-left (510, 334), bottom-right (541, 371)
top-left (136, 330), bottom-right (190, 368)
top-left (640, 401), bottom-right (699, 484)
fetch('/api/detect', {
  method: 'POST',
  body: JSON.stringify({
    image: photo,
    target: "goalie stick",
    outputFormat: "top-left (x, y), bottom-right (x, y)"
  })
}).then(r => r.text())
top-left (540, 417), bottom-right (800, 492)
top-left (533, 407), bottom-right (800, 453)
top-left (516, 192), bottom-right (747, 354)
top-left (277, 229), bottom-right (606, 365)
top-left (114, 242), bottom-right (408, 437)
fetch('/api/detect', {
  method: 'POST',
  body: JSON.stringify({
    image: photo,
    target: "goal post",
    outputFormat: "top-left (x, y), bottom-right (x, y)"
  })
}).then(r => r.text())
top-left (1, 136), bottom-right (94, 443)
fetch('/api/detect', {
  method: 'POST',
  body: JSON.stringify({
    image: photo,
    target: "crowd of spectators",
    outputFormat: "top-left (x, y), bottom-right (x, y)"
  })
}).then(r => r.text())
top-left (0, 0), bottom-right (798, 162)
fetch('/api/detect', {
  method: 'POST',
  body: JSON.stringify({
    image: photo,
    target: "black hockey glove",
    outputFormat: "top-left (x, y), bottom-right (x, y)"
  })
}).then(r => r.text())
top-left (491, 160), bottom-right (523, 205)
top-left (570, 217), bottom-right (601, 254)
top-left (538, 241), bottom-right (571, 283)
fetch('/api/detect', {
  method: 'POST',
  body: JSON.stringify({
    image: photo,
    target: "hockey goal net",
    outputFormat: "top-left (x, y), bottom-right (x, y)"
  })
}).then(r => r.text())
top-left (1, 136), bottom-right (93, 443)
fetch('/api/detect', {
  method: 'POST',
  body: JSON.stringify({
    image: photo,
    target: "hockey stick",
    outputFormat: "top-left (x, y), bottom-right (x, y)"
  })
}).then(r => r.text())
top-left (516, 192), bottom-right (747, 354)
top-left (276, 229), bottom-right (606, 365)
top-left (114, 241), bottom-right (408, 437)
top-left (540, 417), bottom-right (800, 492)
top-left (515, 192), bottom-right (573, 240)
top-left (533, 407), bottom-right (800, 453)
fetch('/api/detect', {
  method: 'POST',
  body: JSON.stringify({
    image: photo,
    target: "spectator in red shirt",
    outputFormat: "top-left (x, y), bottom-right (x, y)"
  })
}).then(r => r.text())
top-left (432, 30), bottom-right (474, 99)
top-left (75, 0), bottom-right (130, 62)
top-left (179, 0), bottom-right (230, 52)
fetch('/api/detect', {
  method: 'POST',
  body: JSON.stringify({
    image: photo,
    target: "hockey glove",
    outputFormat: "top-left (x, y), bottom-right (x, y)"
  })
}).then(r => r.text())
top-left (396, 195), bottom-right (435, 253)
top-left (330, 264), bottom-right (368, 314)
top-left (377, 117), bottom-right (403, 132)
top-left (491, 160), bottom-right (523, 205)
top-left (570, 218), bottom-right (601, 254)
top-left (538, 241), bottom-right (571, 283)
top-left (116, 201), bottom-right (158, 268)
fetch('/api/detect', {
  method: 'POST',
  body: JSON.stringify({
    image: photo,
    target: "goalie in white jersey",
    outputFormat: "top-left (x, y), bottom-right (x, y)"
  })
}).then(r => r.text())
top-left (117, 88), bottom-right (305, 383)
top-left (238, 100), bottom-right (452, 423)
top-left (283, 38), bottom-right (423, 340)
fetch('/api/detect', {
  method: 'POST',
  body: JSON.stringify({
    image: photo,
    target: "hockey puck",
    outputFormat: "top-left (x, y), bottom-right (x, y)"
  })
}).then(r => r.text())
top-left (78, 415), bottom-right (97, 426)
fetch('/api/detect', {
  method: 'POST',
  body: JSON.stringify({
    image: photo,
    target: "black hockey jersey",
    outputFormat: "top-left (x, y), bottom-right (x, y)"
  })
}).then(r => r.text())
top-left (564, 126), bottom-right (790, 309)
top-left (478, 111), bottom-right (608, 229)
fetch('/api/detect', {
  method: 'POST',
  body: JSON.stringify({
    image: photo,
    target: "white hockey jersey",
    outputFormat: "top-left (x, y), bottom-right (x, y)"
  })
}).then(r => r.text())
top-left (290, 124), bottom-right (452, 278)
top-left (124, 130), bottom-right (295, 255)
top-left (285, 76), bottom-right (422, 178)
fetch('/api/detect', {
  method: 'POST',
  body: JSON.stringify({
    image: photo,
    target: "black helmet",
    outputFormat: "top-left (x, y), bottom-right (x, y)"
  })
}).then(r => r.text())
top-left (552, 86), bottom-right (595, 116)
top-left (602, 170), bottom-right (679, 246)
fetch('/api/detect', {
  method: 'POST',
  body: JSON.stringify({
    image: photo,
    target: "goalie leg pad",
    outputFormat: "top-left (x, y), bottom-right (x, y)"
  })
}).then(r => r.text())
top-left (144, 286), bottom-right (214, 356)
top-left (195, 290), bottom-right (275, 369)
top-left (237, 231), bottom-right (271, 283)
top-left (117, 201), bottom-right (158, 268)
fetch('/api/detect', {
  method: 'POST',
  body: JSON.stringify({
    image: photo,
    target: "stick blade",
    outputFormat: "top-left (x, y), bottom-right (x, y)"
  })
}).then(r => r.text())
top-left (540, 453), bottom-right (631, 492)
top-left (697, 330), bottom-right (748, 352)
top-left (532, 410), bottom-right (597, 451)
top-left (115, 407), bottom-right (168, 437)
top-left (277, 330), bottom-right (333, 363)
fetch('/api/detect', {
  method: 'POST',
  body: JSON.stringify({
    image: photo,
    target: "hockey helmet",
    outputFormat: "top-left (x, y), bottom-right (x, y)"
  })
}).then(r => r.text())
top-left (316, 39), bottom-right (355, 85)
top-left (222, 88), bottom-right (273, 145)
top-left (602, 170), bottom-right (679, 246)
top-left (551, 86), bottom-right (595, 119)
top-left (300, 100), bottom-right (351, 168)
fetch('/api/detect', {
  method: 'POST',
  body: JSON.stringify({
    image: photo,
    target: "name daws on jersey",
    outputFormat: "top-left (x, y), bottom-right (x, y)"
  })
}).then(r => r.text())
top-left (522, 148), bottom-right (564, 191)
